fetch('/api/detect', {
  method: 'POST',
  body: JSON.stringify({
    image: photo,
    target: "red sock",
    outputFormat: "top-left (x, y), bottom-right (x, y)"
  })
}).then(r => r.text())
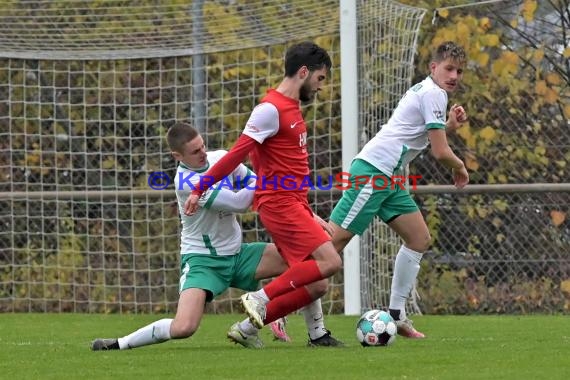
top-left (263, 260), bottom-right (323, 299)
top-left (263, 286), bottom-right (313, 325)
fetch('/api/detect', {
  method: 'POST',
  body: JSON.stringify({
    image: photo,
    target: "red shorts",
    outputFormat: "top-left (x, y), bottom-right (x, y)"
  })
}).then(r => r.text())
top-left (258, 198), bottom-right (331, 265)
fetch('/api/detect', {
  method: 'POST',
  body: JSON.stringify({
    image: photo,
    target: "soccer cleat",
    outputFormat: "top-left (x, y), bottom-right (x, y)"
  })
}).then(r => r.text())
top-left (240, 292), bottom-right (266, 329)
top-left (395, 318), bottom-right (426, 339)
top-left (227, 322), bottom-right (264, 349)
top-left (307, 330), bottom-right (345, 347)
top-left (269, 317), bottom-right (291, 342)
top-left (91, 338), bottom-right (120, 351)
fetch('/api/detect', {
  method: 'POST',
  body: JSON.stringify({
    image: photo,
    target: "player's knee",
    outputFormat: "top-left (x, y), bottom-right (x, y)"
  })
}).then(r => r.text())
top-left (306, 279), bottom-right (329, 298)
top-left (420, 231), bottom-right (432, 251)
top-left (313, 279), bottom-right (329, 297)
top-left (408, 231), bottom-right (431, 253)
top-left (322, 252), bottom-right (342, 277)
top-left (314, 243), bottom-right (343, 277)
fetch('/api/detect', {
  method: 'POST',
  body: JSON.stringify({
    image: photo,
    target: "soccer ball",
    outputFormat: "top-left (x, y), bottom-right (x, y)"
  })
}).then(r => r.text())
top-left (356, 309), bottom-right (397, 347)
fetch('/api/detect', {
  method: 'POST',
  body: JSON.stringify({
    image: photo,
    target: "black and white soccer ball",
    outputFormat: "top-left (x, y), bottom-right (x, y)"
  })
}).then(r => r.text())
top-left (356, 309), bottom-right (397, 347)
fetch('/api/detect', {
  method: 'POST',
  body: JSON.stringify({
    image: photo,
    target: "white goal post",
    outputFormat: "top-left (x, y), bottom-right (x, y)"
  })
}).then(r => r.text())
top-left (339, 0), bottom-right (361, 315)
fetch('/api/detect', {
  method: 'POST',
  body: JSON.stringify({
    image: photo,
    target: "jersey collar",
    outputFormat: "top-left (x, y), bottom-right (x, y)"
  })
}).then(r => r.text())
top-left (267, 88), bottom-right (300, 106)
top-left (427, 75), bottom-right (441, 89)
top-left (179, 161), bottom-right (210, 173)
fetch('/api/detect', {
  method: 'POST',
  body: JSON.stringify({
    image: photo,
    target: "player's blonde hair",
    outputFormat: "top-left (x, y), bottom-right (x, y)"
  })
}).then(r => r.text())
top-left (432, 41), bottom-right (466, 64)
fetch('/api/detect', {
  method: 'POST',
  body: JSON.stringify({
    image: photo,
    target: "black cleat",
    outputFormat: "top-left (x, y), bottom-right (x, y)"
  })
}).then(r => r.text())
top-left (91, 338), bottom-right (120, 351)
top-left (307, 330), bottom-right (345, 347)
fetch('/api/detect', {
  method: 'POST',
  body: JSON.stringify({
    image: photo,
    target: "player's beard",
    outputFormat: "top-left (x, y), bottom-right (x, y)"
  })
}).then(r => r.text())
top-left (299, 81), bottom-right (315, 103)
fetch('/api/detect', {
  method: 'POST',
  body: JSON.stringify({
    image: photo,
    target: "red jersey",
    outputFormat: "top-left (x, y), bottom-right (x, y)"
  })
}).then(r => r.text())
top-left (189, 89), bottom-right (330, 263)
top-left (242, 89), bottom-right (309, 208)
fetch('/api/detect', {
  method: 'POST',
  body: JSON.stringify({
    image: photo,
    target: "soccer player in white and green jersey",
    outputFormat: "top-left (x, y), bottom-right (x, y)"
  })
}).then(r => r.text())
top-left (329, 41), bottom-right (470, 338)
top-left (91, 122), bottom-right (337, 350)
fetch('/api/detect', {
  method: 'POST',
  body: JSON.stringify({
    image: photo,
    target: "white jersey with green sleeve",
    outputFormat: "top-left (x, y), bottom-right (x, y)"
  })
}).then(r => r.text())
top-left (174, 150), bottom-right (255, 256)
top-left (356, 76), bottom-right (448, 176)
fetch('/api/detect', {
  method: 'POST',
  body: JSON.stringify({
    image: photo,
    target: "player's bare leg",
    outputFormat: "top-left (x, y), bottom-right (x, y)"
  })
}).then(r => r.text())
top-left (92, 288), bottom-right (206, 350)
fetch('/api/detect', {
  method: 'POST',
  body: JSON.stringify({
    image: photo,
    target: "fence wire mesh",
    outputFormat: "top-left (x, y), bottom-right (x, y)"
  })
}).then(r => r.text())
top-left (414, 190), bottom-right (570, 313)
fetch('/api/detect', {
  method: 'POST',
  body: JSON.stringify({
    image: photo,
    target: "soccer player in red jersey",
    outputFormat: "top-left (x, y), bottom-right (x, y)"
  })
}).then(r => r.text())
top-left (184, 42), bottom-right (343, 346)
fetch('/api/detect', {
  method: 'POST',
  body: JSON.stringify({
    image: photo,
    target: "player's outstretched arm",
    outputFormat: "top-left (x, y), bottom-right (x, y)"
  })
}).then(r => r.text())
top-left (205, 187), bottom-right (255, 213)
top-left (184, 134), bottom-right (258, 215)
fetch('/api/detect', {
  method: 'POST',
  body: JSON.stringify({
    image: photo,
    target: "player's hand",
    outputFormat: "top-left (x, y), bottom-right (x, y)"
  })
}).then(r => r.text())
top-left (447, 104), bottom-right (468, 132)
top-left (452, 164), bottom-right (469, 189)
top-left (314, 213), bottom-right (334, 236)
top-left (184, 192), bottom-right (201, 216)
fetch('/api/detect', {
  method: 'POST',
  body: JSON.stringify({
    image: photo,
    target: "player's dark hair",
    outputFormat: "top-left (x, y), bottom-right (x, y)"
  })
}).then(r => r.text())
top-left (432, 41), bottom-right (466, 64)
top-left (284, 41), bottom-right (332, 77)
top-left (166, 122), bottom-right (199, 154)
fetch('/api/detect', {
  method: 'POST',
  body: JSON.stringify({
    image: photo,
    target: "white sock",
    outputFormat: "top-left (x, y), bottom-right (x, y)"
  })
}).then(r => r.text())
top-left (252, 289), bottom-right (269, 303)
top-left (238, 318), bottom-right (259, 335)
top-left (389, 245), bottom-right (423, 320)
top-left (117, 318), bottom-right (173, 350)
top-left (302, 299), bottom-right (327, 340)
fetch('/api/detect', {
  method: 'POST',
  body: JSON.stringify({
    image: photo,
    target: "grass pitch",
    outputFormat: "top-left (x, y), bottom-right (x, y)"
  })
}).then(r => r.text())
top-left (0, 314), bottom-right (568, 380)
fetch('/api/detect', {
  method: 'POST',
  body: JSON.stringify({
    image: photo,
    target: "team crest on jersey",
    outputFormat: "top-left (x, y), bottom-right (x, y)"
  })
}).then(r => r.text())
top-left (433, 110), bottom-right (445, 122)
top-left (218, 210), bottom-right (232, 218)
top-left (246, 122), bottom-right (260, 133)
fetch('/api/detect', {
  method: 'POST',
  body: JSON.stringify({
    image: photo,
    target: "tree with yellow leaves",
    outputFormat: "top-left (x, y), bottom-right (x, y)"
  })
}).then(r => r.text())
top-left (400, 0), bottom-right (568, 185)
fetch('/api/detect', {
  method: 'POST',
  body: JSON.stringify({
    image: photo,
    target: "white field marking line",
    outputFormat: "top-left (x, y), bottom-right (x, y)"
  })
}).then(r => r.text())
top-left (0, 340), bottom-right (58, 346)
top-left (438, 337), bottom-right (496, 342)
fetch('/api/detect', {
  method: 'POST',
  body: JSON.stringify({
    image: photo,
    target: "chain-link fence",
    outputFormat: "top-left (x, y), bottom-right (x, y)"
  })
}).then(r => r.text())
top-left (412, 188), bottom-right (570, 314)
